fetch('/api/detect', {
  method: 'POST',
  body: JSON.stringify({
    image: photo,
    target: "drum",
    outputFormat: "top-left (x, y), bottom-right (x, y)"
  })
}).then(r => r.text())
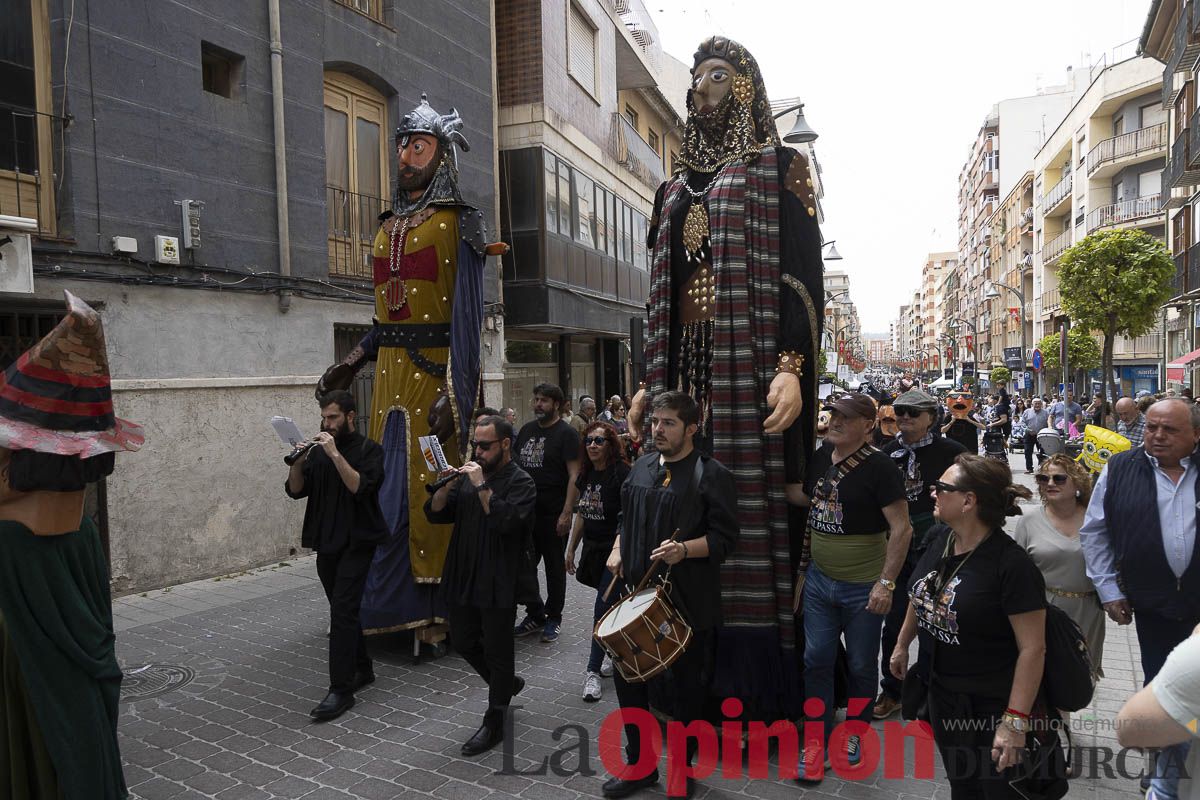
top-left (594, 586), bottom-right (692, 683)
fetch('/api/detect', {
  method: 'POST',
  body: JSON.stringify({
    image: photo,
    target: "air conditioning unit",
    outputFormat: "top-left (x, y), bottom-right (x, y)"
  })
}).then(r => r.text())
top-left (0, 216), bottom-right (35, 295)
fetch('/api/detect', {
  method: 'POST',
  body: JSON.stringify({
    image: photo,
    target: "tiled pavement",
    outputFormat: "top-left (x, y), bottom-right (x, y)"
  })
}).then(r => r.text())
top-left (115, 455), bottom-right (1150, 799)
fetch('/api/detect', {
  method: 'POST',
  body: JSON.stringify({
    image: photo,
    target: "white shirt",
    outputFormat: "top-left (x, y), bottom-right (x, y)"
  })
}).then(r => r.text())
top-left (1079, 453), bottom-right (1198, 604)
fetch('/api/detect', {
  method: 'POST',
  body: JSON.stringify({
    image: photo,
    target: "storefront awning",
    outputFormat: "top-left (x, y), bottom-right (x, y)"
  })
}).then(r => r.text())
top-left (1166, 347), bottom-right (1200, 381)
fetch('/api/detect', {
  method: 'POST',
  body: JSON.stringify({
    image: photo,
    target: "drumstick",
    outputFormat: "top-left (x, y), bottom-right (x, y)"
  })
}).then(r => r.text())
top-left (630, 528), bottom-right (684, 596)
top-left (602, 572), bottom-right (621, 602)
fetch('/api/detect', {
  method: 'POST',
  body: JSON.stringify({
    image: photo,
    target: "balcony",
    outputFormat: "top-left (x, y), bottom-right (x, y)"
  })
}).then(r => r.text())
top-left (0, 103), bottom-right (62, 237)
top-left (1039, 173), bottom-right (1072, 217)
top-left (1166, 129), bottom-right (1200, 189)
top-left (1190, 242), bottom-right (1200, 293)
top-left (1085, 195), bottom-right (1165, 234)
top-left (1086, 123), bottom-right (1167, 178)
top-left (326, 186), bottom-right (386, 279)
top-left (1172, 1), bottom-right (1200, 74)
top-left (1175, 251), bottom-right (1189, 296)
top-left (609, 113), bottom-right (665, 189)
top-left (1040, 288), bottom-right (1062, 316)
top-left (1190, 108), bottom-right (1200, 170)
top-left (1114, 333), bottom-right (1164, 357)
top-left (1042, 230), bottom-right (1072, 265)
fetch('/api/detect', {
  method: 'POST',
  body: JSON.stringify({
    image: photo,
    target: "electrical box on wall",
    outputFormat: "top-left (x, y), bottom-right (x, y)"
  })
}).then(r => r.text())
top-left (155, 235), bottom-right (181, 265)
top-left (0, 216), bottom-right (36, 295)
top-left (179, 199), bottom-right (202, 249)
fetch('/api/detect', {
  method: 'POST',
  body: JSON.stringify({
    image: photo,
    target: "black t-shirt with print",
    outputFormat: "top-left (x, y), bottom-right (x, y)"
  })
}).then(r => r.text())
top-left (574, 462), bottom-right (630, 541)
top-left (943, 416), bottom-right (980, 453)
top-left (514, 418), bottom-right (581, 517)
top-left (803, 442), bottom-right (906, 536)
top-left (908, 524), bottom-right (1046, 698)
top-left (881, 436), bottom-right (967, 517)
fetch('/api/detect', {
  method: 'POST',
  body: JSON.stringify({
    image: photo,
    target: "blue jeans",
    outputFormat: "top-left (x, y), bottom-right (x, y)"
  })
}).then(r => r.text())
top-left (803, 562), bottom-right (885, 746)
top-left (588, 567), bottom-right (617, 673)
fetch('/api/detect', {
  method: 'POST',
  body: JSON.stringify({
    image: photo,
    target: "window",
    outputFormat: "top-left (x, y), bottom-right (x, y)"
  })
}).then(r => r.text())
top-left (558, 159), bottom-right (572, 236)
top-left (1112, 115), bottom-right (1124, 137)
top-left (324, 73), bottom-right (388, 278)
top-left (647, 128), bottom-right (659, 155)
top-left (201, 42), bottom-right (244, 99)
top-left (625, 104), bottom-right (639, 130)
top-left (632, 212), bottom-right (647, 270)
top-left (669, 151), bottom-right (679, 174)
top-left (1113, 180), bottom-right (1124, 204)
top-left (593, 184), bottom-right (608, 253)
top-left (1141, 102), bottom-right (1166, 128)
top-left (0, 0), bottom-right (55, 232)
top-left (544, 151), bottom-right (559, 232)
top-left (567, 4), bottom-right (598, 96)
top-left (574, 171), bottom-right (594, 247)
top-left (1139, 169), bottom-right (1162, 199)
top-left (333, 0), bottom-right (384, 23)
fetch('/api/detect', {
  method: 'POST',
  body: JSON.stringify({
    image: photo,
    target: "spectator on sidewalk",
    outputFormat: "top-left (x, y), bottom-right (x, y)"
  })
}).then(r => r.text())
top-left (287, 390), bottom-right (388, 722)
top-left (1115, 396), bottom-right (1147, 448)
top-left (1020, 397), bottom-right (1051, 474)
top-left (795, 393), bottom-right (911, 782)
top-left (502, 407), bottom-right (518, 427)
top-left (874, 389), bottom-right (965, 720)
top-left (1117, 625), bottom-right (1200, 800)
top-left (1050, 391), bottom-right (1083, 436)
top-left (512, 383), bottom-right (581, 643)
top-left (426, 415), bottom-right (537, 756)
top-left (1081, 398), bottom-right (1200, 800)
top-left (571, 395), bottom-right (597, 436)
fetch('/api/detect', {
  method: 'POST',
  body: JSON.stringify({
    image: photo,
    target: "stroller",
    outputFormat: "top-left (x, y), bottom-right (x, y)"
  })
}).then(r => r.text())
top-left (1009, 419), bottom-right (1027, 453)
top-left (982, 428), bottom-right (1008, 462)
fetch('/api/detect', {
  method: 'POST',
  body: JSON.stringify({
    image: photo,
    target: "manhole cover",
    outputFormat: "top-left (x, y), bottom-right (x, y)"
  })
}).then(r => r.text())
top-left (121, 664), bottom-right (196, 700)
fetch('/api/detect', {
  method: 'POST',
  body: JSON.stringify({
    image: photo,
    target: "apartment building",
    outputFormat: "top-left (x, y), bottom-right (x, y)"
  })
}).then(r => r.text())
top-left (987, 171), bottom-right (1036, 388)
top-left (920, 252), bottom-right (956, 375)
top-left (957, 85), bottom-right (1078, 384)
top-left (1032, 55), bottom-right (1166, 395)
top-left (1142, 0), bottom-right (1200, 391)
top-left (495, 0), bottom-right (686, 413)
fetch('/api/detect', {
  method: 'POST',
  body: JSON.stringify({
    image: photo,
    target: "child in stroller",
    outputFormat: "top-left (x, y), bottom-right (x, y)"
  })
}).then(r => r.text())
top-left (982, 427), bottom-right (1008, 461)
top-left (1009, 419), bottom-right (1026, 452)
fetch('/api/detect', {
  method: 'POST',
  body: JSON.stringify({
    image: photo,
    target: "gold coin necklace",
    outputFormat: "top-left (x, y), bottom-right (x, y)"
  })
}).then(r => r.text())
top-left (681, 171), bottom-right (720, 258)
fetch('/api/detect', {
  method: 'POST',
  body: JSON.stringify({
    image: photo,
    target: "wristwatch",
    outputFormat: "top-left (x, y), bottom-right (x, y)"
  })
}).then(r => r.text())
top-left (1002, 712), bottom-right (1031, 733)
top-left (878, 577), bottom-right (897, 591)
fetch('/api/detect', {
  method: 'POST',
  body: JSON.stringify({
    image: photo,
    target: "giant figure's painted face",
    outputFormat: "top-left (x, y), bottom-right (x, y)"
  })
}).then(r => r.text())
top-left (1077, 425), bottom-right (1131, 474)
top-left (876, 405), bottom-right (898, 437)
top-left (397, 133), bottom-right (440, 193)
top-left (692, 57), bottom-right (735, 115)
top-left (947, 391), bottom-right (974, 419)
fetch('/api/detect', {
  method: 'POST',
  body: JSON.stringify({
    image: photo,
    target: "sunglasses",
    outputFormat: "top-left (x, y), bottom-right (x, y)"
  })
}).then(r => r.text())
top-left (893, 406), bottom-right (926, 418)
top-left (1035, 473), bottom-right (1069, 485)
top-left (584, 436), bottom-right (609, 446)
top-left (470, 439), bottom-right (499, 451)
top-left (930, 481), bottom-right (966, 494)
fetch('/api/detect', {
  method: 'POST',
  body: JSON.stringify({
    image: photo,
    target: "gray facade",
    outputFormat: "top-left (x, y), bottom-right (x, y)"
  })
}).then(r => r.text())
top-left (9, 0), bottom-right (497, 592)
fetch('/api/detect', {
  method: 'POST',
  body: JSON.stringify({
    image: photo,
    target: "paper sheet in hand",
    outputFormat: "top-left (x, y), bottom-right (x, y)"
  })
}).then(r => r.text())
top-left (271, 416), bottom-right (307, 448)
top-left (418, 435), bottom-right (450, 473)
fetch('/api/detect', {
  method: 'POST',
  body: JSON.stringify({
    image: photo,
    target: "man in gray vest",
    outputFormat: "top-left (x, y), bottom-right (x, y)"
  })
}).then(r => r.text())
top-left (1081, 398), bottom-right (1200, 800)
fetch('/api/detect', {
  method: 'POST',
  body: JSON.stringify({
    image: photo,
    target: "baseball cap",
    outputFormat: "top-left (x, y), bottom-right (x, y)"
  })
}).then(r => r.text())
top-left (824, 393), bottom-right (878, 420)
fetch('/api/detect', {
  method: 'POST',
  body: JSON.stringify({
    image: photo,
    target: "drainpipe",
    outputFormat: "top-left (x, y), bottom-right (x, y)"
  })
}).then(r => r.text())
top-left (268, 0), bottom-right (292, 313)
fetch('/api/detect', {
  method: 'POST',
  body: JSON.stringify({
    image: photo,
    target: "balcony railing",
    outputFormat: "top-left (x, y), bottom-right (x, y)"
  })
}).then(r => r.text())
top-left (1190, 242), bottom-right (1200, 293)
top-left (1175, 251), bottom-right (1189, 296)
top-left (1189, 108), bottom-right (1200, 170)
top-left (1085, 195), bottom-right (1164, 233)
top-left (1039, 173), bottom-right (1072, 215)
top-left (1042, 230), bottom-right (1072, 265)
top-left (1114, 333), bottom-right (1164, 356)
top-left (1166, 129), bottom-right (1200, 189)
top-left (1086, 123), bottom-right (1167, 176)
top-left (0, 103), bottom-right (63, 236)
top-left (609, 113), bottom-right (665, 189)
top-left (1173, 1), bottom-right (1200, 73)
top-left (326, 185), bottom-right (386, 279)
top-left (1041, 288), bottom-right (1062, 315)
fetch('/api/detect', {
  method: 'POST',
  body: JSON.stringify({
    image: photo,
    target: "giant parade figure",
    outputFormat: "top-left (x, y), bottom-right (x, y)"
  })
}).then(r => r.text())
top-left (629, 36), bottom-right (825, 719)
top-left (318, 94), bottom-right (497, 645)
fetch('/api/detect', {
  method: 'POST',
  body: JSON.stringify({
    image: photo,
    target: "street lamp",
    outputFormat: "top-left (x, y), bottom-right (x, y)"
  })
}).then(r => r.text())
top-left (822, 240), bottom-right (842, 261)
top-left (772, 102), bottom-right (819, 144)
top-left (986, 279), bottom-right (1027, 392)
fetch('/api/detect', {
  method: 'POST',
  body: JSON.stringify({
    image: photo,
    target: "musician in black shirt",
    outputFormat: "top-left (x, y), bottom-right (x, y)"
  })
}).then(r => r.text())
top-left (602, 392), bottom-right (738, 799)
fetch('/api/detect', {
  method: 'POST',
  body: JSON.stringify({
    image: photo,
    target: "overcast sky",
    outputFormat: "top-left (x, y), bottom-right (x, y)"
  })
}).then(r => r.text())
top-left (643, 0), bottom-right (1153, 333)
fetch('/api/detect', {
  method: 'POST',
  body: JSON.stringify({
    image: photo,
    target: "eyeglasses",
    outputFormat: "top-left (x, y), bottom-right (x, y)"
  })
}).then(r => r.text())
top-left (930, 481), bottom-right (966, 494)
top-left (893, 407), bottom-right (926, 418)
top-left (1035, 473), bottom-right (1068, 485)
top-left (584, 436), bottom-right (609, 446)
top-left (470, 439), bottom-right (499, 451)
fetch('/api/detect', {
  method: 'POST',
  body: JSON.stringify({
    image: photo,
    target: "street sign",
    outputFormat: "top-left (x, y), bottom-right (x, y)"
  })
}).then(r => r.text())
top-left (944, 368), bottom-right (954, 379)
top-left (1004, 347), bottom-right (1023, 369)
top-left (1031, 348), bottom-right (1043, 371)
top-left (962, 361), bottom-right (976, 377)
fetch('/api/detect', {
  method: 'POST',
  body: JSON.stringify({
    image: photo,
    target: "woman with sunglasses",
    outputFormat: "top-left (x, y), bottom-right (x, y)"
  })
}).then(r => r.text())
top-left (1012, 454), bottom-right (1104, 682)
top-left (890, 455), bottom-right (1047, 799)
top-left (564, 421), bottom-right (630, 702)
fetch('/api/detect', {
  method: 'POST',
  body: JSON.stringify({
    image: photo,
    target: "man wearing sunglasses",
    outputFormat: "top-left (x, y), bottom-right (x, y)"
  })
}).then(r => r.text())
top-left (873, 389), bottom-right (966, 720)
top-left (426, 415), bottom-right (537, 756)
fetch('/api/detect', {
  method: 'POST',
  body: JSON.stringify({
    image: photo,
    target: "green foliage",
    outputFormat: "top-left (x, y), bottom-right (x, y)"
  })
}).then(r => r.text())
top-left (989, 366), bottom-right (1012, 385)
top-left (1036, 329), bottom-right (1101, 371)
top-left (816, 349), bottom-right (827, 375)
top-left (1058, 230), bottom-right (1174, 339)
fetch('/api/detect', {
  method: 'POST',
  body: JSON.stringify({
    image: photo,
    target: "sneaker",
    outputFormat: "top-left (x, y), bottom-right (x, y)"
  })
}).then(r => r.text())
top-left (795, 746), bottom-right (829, 784)
top-left (541, 620), bottom-right (560, 643)
top-left (600, 655), bottom-right (614, 678)
top-left (872, 695), bottom-right (901, 719)
top-left (583, 671), bottom-right (602, 702)
top-left (847, 735), bottom-right (862, 768)
top-left (513, 615), bottom-right (543, 637)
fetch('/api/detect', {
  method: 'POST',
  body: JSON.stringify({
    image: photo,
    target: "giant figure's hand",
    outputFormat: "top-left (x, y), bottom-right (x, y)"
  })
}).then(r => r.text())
top-left (763, 372), bottom-right (802, 434)
top-left (429, 391), bottom-right (454, 444)
top-left (316, 363), bottom-right (354, 400)
top-left (626, 389), bottom-right (646, 444)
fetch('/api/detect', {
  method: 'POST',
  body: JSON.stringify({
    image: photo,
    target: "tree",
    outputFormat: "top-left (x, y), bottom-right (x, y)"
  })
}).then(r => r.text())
top-left (1036, 329), bottom-right (1101, 390)
top-left (1058, 230), bottom-right (1173, 427)
top-left (990, 366), bottom-right (1012, 387)
top-left (816, 348), bottom-right (828, 376)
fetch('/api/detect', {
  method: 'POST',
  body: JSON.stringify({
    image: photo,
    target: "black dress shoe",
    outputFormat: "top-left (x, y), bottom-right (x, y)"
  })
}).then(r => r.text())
top-left (512, 675), bottom-right (525, 696)
top-left (352, 671), bottom-right (375, 692)
top-left (461, 722), bottom-right (504, 756)
top-left (601, 769), bottom-right (659, 798)
top-left (309, 691), bottom-right (354, 722)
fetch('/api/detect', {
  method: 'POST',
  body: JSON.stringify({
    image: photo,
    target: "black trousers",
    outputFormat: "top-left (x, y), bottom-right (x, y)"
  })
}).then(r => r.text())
top-left (516, 513), bottom-right (567, 624)
top-left (316, 543), bottom-right (376, 695)
top-left (878, 549), bottom-right (919, 702)
top-left (1023, 434), bottom-right (1046, 472)
top-left (449, 604), bottom-right (518, 728)
top-left (929, 681), bottom-right (1021, 800)
top-left (1134, 607), bottom-right (1199, 684)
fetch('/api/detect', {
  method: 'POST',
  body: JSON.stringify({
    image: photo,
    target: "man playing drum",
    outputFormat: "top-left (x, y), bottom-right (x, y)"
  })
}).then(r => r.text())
top-left (603, 391), bottom-right (739, 798)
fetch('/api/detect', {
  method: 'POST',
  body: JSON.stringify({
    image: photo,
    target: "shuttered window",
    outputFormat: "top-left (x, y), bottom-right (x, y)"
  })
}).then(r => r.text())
top-left (568, 4), bottom-right (597, 95)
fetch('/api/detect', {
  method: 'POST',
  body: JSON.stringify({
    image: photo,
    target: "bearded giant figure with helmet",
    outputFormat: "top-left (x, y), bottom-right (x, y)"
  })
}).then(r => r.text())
top-left (318, 94), bottom-right (502, 645)
top-left (628, 36), bottom-right (825, 721)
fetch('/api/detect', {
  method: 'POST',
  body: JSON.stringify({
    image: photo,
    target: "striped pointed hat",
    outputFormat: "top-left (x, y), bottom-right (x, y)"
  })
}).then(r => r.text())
top-left (0, 291), bottom-right (143, 457)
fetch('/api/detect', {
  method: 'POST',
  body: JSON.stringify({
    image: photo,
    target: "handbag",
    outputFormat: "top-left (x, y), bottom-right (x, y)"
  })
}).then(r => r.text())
top-left (1007, 723), bottom-right (1070, 800)
top-left (575, 538), bottom-right (611, 589)
top-left (1040, 603), bottom-right (1096, 712)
